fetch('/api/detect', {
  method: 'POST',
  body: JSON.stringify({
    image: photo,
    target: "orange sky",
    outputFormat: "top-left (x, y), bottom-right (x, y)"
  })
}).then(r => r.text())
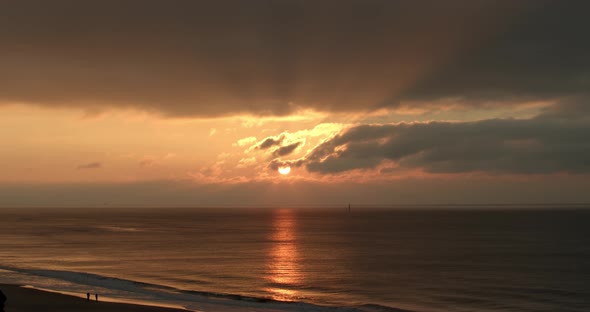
top-left (1, 1), bottom-right (589, 206)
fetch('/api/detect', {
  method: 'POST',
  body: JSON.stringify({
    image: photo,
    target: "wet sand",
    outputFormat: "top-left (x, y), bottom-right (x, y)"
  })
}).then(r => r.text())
top-left (0, 284), bottom-right (188, 312)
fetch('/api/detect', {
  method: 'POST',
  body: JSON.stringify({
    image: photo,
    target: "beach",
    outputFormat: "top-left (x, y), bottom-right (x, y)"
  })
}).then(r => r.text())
top-left (1, 284), bottom-right (400, 312)
top-left (0, 284), bottom-right (187, 312)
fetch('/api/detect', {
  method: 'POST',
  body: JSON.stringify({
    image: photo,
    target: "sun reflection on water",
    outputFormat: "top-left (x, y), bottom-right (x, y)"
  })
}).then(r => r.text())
top-left (264, 208), bottom-right (304, 301)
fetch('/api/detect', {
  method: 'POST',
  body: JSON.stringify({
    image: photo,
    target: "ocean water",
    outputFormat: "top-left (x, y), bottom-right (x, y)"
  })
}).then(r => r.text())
top-left (0, 207), bottom-right (589, 311)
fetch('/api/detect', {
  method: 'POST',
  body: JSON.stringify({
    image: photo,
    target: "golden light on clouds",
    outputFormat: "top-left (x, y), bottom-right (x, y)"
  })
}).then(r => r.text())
top-left (1, 1), bottom-right (589, 207)
top-left (0, 103), bottom-right (347, 183)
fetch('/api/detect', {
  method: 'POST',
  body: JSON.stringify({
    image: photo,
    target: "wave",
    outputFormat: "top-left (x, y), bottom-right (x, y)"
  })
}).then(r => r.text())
top-left (0, 265), bottom-right (412, 312)
top-left (94, 225), bottom-right (144, 232)
top-left (58, 224), bottom-right (147, 234)
top-left (357, 304), bottom-right (414, 312)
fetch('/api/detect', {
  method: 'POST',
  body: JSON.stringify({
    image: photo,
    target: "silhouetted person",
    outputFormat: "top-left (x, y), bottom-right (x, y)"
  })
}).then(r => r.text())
top-left (87, 292), bottom-right (90, 301)
top-left (95, 293), bottom-right (98, 301)
top-left (0, 289), bottom-right (6, 312)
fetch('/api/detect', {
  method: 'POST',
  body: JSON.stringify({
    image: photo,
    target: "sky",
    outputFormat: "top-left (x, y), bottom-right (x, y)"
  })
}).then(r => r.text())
top-left (1, 0), bottom-right (589, 207)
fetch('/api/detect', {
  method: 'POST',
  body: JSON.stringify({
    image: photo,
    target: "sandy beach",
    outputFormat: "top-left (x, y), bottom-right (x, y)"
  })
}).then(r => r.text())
top-left (0, 284), bottom-right (187, 312)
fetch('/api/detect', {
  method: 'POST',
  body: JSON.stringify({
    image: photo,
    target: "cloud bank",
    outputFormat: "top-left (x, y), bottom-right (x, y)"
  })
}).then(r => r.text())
top-left (3, 1), bottom-right (587, 116)
top-left (281, 99), bottom-right (590, 175)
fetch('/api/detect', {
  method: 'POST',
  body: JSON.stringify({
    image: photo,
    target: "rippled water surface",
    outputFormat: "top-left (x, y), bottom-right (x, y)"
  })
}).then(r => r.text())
top-left (0, 207), bottom-right (589, 311)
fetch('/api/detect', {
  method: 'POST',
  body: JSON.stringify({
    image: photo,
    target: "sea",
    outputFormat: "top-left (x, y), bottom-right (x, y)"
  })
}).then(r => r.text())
top-left (0, 207), bottom-right (589, 312)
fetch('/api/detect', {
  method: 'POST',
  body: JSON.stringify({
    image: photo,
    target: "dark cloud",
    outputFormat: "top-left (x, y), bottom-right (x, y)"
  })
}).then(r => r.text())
top-left (536, 97), bottom-right (590, 121)
top-left (258, 136), bottom-right (284, 150)
top-left (77, 162), bottom-right (102, 169)
top-left (268, 159), bottom-right (304, 171)
top-left (2, 0), bottom-right (578, 116)
top-left (299, 99), bottom-right (590, 174)
top-left (403, 2), bottom-right (590, 104)
top-left (272, 142), bottom-right (301, 157)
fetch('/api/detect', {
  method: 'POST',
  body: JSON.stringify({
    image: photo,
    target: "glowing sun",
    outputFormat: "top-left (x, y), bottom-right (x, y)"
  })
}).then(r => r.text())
top-left (278, 166), bottom-right (291, 175)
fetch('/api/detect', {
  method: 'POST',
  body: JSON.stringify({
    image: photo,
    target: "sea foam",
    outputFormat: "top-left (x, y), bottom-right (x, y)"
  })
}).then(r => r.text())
top-left (0, 265), bottom-right (410, 312)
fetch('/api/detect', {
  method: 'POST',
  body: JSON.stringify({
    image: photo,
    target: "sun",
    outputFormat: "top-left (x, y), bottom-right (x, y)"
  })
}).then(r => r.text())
top-left (278, 166), bottom-right (291, 175)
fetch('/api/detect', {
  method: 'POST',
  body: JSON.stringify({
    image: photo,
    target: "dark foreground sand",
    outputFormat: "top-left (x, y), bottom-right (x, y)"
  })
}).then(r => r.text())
top-left (0, 284), bottom-right (187, 312)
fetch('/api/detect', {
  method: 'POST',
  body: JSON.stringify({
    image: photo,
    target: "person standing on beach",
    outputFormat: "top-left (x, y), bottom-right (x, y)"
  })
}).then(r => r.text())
top-left (95, 293), bottom-right (98, 301)
top-left (0, 289), bottom-right (6, 312)
top-left (87, 292), bottom-right (90, 301)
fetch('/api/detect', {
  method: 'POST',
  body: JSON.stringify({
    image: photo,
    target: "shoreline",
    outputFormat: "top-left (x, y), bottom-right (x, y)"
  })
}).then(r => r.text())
top-left (0, 283), bottom-right (413, 312)
top-left (0, 284), bottom-right (189, 312)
